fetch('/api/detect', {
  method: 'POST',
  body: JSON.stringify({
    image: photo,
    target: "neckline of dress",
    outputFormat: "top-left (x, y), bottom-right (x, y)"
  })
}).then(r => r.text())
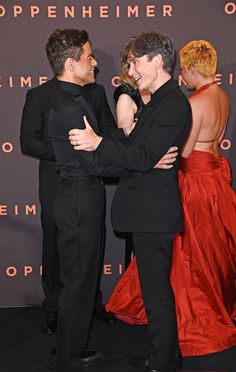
top-left (191, 80), bottom-right (217, 97)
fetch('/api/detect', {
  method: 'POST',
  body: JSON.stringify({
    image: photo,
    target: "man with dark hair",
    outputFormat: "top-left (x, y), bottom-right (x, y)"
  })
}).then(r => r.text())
top-left (20, 27), bottom-right (116, 346)
top-left (69, 30), bottom-right (192, 372)
top-left (45, 28), bottom-right (137, 372)
top-left (21, 26), bottom-right (177, 372)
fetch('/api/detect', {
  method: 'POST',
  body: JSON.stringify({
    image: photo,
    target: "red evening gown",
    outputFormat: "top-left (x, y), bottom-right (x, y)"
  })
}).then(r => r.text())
top-left (106, 150), bottom-right (236, 356)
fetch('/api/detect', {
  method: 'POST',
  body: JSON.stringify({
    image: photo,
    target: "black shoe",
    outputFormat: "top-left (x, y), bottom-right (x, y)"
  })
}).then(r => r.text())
top-left (49, 347), bottom-right (103, 369)
top-left (41, 312), bottom-right (57, 334)
top-left (130, 355), bottom-right (181, 371)
top-left (129, 355), bottom-right (149, 368)
top-left (80, 350), bottom-right (103, 366)
top-left (95, 305), bottom-right (116, 324)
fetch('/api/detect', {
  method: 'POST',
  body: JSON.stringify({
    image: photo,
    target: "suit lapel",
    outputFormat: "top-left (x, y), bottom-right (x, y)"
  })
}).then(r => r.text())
top-left (129, 99), bottom-right (156, 140)
top-left (129, 80), bottom-right (178, 141)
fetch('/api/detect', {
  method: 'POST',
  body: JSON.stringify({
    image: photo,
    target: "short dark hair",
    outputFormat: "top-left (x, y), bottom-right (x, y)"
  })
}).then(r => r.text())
top-left (45, 28), bottom-right (89, 75)
top-left (129, 31), bottom-right (176, 75)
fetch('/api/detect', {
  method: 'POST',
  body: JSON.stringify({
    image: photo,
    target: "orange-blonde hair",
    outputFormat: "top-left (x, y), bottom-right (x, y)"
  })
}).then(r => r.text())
top-left (179, 40), bottom-right (217, 76)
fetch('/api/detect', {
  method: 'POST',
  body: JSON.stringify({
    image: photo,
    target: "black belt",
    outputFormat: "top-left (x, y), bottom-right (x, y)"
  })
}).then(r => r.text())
top-left (60, 177), bottom-right (103, 187)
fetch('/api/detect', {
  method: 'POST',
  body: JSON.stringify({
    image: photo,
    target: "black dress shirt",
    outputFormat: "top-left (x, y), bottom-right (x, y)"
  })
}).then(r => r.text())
top-left (20, 77), bottom-right (116, 165)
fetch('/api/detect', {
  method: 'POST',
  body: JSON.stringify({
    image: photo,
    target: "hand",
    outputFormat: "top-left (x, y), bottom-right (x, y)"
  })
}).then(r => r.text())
top-left (154, 147), bottom-right (178, 169)
top-left (123, 121), bottom-right (136, 136)
top-left (69, 116), bottom-right (102, 151)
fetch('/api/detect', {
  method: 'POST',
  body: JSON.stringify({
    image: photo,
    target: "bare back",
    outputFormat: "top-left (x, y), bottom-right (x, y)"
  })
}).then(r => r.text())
top-left (182, 84), bottom-right (229, 158)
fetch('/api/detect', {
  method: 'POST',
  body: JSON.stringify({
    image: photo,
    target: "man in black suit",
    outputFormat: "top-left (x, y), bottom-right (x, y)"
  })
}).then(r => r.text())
top-left (45, 28), bottom-right (142, 372)
top-left (20, 41), bottom-right (116, 333)
top-left (20, 77), bottom-right (61, 333)
top-left (69, 31), bottom-right (192, 372)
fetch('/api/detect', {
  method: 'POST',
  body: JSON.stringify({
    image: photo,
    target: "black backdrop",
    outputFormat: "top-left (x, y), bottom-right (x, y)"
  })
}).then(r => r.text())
top-left (0, 0), bottom-right (235, 307)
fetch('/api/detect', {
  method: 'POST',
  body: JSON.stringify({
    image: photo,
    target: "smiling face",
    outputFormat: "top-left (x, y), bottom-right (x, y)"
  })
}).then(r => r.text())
top-left (72, 41), bottom-right (97, 86)
top-left (127, 51), bottom-right (159, 94)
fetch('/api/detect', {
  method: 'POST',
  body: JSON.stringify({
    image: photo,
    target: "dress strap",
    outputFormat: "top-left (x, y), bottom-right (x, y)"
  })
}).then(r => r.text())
top-left (196, 138), bottom-right (219, 143)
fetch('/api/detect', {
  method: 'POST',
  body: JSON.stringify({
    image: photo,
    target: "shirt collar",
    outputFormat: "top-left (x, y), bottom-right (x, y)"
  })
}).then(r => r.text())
top-left (151, 79), bottom-right (178, 101)
top-left (56, 79), bottom-right (84, 95)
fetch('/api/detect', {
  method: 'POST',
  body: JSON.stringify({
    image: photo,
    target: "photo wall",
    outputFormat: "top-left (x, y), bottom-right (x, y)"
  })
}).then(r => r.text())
top-left (0, 0), bottom-right (235, 306)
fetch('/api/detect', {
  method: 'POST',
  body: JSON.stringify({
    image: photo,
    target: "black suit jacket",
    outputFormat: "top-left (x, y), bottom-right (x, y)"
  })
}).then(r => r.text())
top-left (90, 80), bottom-right (192, 233)
top-left (20, 77), bottom-right (116, 166)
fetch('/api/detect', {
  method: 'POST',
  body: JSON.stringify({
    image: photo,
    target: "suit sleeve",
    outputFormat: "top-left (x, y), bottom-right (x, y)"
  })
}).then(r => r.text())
top-left (90, 105), bottom-right (191, 173)
top-left (20, 89), bottom-right (55, 160)
top-left (49, 105), bottom-right (132, 178)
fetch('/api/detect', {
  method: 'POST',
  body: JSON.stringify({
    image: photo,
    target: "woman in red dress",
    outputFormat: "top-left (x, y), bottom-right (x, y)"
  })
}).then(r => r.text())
top-left (106, 39), bottom-right (236, 357)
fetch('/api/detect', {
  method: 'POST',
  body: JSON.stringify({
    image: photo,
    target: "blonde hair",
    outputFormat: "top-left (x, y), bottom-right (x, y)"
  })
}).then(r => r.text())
top-left (179, 40), bottom-right (217, 76)
top-left (119, 37), bottom-right (137, 88)
top-left (119, 63), bottom-right (136, 87)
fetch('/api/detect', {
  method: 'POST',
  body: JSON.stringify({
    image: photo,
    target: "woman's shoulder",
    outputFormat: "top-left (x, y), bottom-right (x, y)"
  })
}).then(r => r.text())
top-left (113, 83), bottom-right (144, 110)
top-left (113, 83), bottom-right (137, 102)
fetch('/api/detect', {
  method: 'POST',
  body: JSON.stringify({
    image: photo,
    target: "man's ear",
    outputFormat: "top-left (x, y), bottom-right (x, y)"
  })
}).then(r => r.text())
top-left (64, 58), bottom-right (74, 72)
top-left (154, 54), bottom-right (163, 69)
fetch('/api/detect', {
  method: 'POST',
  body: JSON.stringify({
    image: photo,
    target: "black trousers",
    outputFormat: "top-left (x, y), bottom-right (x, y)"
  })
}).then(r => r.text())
top-left (39, 163), bottom-right (62, 313)
top-left (133, 232), bottom-right (177, 372)
top-left (54, 177), bottom-right (105, 372)
top-left (124, 233), bottom-right (134, 269)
